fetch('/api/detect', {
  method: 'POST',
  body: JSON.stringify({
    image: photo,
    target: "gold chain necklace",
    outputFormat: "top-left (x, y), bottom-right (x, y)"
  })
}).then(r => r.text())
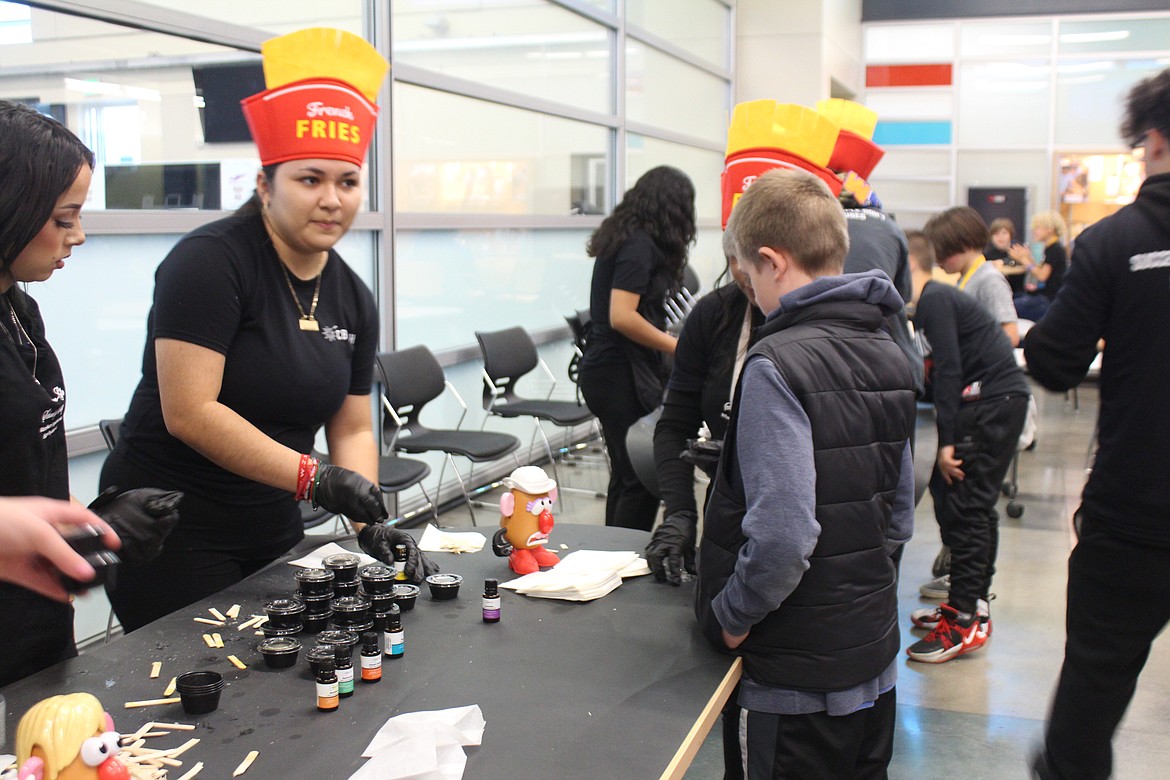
top-left (2, 293), bottom-right (39, 382)
top-left (279, 262), bottom-right (323, 332)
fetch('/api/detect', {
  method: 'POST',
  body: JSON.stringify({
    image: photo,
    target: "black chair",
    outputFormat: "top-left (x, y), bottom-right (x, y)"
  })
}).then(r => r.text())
top-left (98, 418), bottom-right (121, 451)
top-left (375, 345), bottom-right (522, 525)
top-left (564, 308), bottom-right (591, 404)
top-left (377, 454), bottom-right (437, 528)
top-left (625, 406), bottom-right (662, 499)
top-left (475, 326), bottom-right (599, 502)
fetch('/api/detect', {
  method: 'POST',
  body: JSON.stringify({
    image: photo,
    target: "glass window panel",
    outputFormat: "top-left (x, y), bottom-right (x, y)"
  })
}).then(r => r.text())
top-left (394, 84), bottom-right (610, 215)
top-left (1059, 18), bottom-right (1170, 55)
top-left (956, 60), bottom-right (1050, 147)
top-left (957, 150), bottom-right (1050, 214)
top-left (31, 228), bottom-right (377, 430)
top-left (393, 0), bottom-right (612, 115)
top-left (626, 41), bottom-right (728, 144)
top-left (866, 90), bottom-right (952, 120)
top-left (863, 179), bottom-right (950, 214)
top-left (96, 0), bottom-right (363, 34)
top-left (395, 228), bottom-right (595, 352)
top-left (865, 24), bottom-right (954, 64)
top-left (877, 149), bottom-right (952, 178)
top-left (960, 21), bottom-right (1053, 58)
top-left (1055, 58), bottom-right (1164, 147)
top-left (625, 134), bottom-right (723, 227)
top-left (626, 0), bottom-right (729, 67)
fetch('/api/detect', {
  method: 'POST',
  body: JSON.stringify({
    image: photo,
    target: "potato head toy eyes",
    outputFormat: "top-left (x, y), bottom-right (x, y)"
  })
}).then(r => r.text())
top-left (492, 466), bottom-right (561, 575)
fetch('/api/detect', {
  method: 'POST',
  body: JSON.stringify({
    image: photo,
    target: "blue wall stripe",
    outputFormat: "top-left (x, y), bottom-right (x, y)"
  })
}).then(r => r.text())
top-left (873, 120), bottom-right (952, 145)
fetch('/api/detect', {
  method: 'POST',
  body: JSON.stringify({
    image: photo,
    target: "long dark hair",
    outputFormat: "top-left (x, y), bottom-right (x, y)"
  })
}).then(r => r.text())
top-left (0, 100), bottom-right (95, 272)
top-left (586, 165), bottom-right (696, 279)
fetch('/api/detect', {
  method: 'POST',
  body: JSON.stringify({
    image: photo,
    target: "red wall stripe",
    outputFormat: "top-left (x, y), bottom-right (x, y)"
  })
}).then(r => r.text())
top-left (866, 63), bottom-right (953, 87)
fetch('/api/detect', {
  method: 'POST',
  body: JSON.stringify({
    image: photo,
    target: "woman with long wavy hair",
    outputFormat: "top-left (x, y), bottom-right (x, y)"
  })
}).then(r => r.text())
top-left (578, 165), bottom-right (695, 531)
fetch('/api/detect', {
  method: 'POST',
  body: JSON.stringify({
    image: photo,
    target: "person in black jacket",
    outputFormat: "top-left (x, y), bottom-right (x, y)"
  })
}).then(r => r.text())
top-left (696, 169), bottom-right (916, 778)
top-left (1027, 67), bottom-right (1170, 780)
top-left (579, 166), bottom-right (695, 532)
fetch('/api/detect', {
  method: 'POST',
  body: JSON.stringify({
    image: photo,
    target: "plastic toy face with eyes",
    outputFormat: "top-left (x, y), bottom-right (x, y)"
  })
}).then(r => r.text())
top-left (495, 466), bottom-right (561, 575)
top-left (16, 693), bottom-right (130, 780)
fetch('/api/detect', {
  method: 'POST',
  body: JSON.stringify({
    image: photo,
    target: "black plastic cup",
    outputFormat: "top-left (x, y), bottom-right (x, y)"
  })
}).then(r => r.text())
top-left (301, 610), bottom-right (332, 634)
top-left (299, 592), bottom-right (333, 616)
top-left (322, 553), bottom-right (361, 583)
top-left (393, 583), bottom-right (421, 611)
top-left (364, 590), bottom-right (395, 615)
top-left (425, 574), bottom-right (462, 601)
top-left (359, 564), bottom-right (396, 595)
top-left (294, 567), bottom-right (334, 596)
top-left (317, 629), bottom-right (359, 659)
top-left (306, 644), bottom-right (336, 676)
top-left (258, 637), bottom-right (301, 669)
top-left (176, 670), bottom-right (224, 715)
top-left (265, 597), bottom-right (305, 631)
top-left (331, 579), bottom-right (360, 598)
top-left (331, 595), bottom-right (370, 629)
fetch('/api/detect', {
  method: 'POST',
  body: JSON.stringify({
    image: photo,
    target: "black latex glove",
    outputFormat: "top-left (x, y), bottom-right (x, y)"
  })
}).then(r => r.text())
top-left (491, 527), bottom-right (513, 558)
top-left (358, 525), bottom-right (439, 584)
top-left (645, 511), bottom-right (698, 586)
top-left (311, 464), bottom-right (388, 525)
top-left (88, 487), bottom-right (183, 564)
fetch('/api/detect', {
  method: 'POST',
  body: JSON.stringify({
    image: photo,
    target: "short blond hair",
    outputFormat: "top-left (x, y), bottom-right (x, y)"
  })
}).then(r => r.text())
top-left (17, 693), bottom-right (108, 779)
top-left (730, 168), bottom-right (849, 277)
top-left (1031, 210), bottom-right (1068, 241)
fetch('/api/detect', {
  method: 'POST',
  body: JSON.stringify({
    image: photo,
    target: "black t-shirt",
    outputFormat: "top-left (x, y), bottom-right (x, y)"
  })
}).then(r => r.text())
top-left (0, 289), bottom-right (68, 500)
top-left (581, 229), bottom-right (676, 370)
top-left (117, 212), bottom-right (378, 504)
top-left (1041, 241), bottom-right (1067, 301)
top-left (915, 281), bottom-right (1029, 446)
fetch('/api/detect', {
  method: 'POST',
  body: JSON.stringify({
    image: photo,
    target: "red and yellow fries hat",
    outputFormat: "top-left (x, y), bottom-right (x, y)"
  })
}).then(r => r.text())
top-left (241, 27), bottom-right (390, 167)
top-left (816, 98), bottom-right (885, 180)
top-left (721, 100), bottom-right (842, 227)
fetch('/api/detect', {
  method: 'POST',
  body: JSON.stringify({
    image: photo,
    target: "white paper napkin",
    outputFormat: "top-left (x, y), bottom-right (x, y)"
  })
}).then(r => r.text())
top-left (419, 524), bottom-right (487, 554)
top-left (287, 541), bottom-right (378, 569)
top-left (349, 705), bottom-right (485, 780)
top-left (497, 550), bottom-right (649, 600)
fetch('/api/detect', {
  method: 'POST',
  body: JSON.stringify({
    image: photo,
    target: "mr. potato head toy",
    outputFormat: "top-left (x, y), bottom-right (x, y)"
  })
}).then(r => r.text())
top-left (14, 693), bottom-right (129, 780)
top-left (492, 466), bottom-right (560, 575)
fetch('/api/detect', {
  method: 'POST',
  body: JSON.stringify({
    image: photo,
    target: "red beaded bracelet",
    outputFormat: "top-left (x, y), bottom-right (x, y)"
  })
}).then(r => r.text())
top-left (295, 453), bottom-right (319, 501)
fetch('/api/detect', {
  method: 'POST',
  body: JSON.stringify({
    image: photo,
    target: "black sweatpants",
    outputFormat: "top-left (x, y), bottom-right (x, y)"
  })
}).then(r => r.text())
top-left (740, 688), bottom-right (896, 779)
top-left (101, 447), bottom-right (302, 633)
top-left (578, 361), bottom-right (661, 531)
top-left (929, 394), bottom-right (1027, 614)
top-left (1039, 515), bottom-right (1170, 780)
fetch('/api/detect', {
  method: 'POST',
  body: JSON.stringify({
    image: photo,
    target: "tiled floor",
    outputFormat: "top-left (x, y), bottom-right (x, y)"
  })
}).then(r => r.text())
top-left (431, 380), bottom-right (1170, 779)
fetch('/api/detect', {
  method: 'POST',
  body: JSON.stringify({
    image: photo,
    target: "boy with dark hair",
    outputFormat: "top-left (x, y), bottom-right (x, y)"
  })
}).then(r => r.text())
top-left (696, 168), bottom-right (916, 777)
top-left (904, 230), bottom-right (1028, 663)
top-left (1028, 66), bottom-right (1170, 780)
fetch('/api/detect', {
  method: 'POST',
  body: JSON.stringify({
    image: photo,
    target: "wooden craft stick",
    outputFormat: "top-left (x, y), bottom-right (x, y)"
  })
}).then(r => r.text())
top-left (254, 630), bottom-right (264, 636)
top-left (194, 617), bottom-right (225, 626)
top-left (128, 722), bottom-right (156, 740)
top-left (163, 677), bottom-right (177, 696)
top-left (150, 661), bottom-right (162, 678)
top-left (212, 632), bottom-right (224, 648)
top-left (227, 654), bottom-right (247, 670)
top-left (175, 761), bottom-right (204, 780)
top-left (169, 738), bottom-right (200, 758)
top-left (236, 615), bottom-right (262, 631)
top-left (226, 603), bottom-right (241, 619)
top-left (209, 607), bottom-right (227, 621)
top-left (233, 750), bottom-right (259, 776)
top-left (201, 633), bottom-right (216, 648)
top-left (124, 697), bottom-right (181, 709)
top-left (150, 721), bottom-right (196, 731)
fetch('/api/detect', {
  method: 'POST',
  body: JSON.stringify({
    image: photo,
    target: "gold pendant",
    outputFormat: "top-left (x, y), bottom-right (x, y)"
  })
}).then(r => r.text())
top-left (299, 317), bottom-right (320, 332)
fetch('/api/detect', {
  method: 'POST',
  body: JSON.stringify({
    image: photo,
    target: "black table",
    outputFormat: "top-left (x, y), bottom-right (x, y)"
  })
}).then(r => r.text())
top-left (2, 525), bottom-right (739, 779)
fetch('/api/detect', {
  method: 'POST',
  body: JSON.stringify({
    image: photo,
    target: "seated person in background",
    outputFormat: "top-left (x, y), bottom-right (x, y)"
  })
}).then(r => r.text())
top-left (1009, 211), bottom-right (1069, 322)
top-left (985, 218), bottom-right (1027, 296)
top-left (696, 168), bottom-right (916, 778)
top-left (925, 206), bottom-right (1019, 347)
top-left (904, 230), bottom-right (1028, 664)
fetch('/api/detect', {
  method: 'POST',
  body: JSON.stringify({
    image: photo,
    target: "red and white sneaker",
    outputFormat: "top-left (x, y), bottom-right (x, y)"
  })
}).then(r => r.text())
top-left (911, 598), bottom-right (992, 633)
top-left (906, 604), bottom-right (986, 663)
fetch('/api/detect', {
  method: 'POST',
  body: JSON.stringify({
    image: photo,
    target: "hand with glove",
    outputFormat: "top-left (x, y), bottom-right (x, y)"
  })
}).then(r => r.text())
top-left (645, 511), bottom-right (698, 586)
top-left (358, 525), bottom-right (439, 584)
top-left (88, 486), bottom-right (183, 565)
top-left (310, 464), bottom-right (389, 525)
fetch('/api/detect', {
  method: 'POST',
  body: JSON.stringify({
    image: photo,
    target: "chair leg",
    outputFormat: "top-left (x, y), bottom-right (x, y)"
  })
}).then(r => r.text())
top-left (104, 606), bottom-right (117, 644)
top-left (448, 454), bottom-right (478, 526)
